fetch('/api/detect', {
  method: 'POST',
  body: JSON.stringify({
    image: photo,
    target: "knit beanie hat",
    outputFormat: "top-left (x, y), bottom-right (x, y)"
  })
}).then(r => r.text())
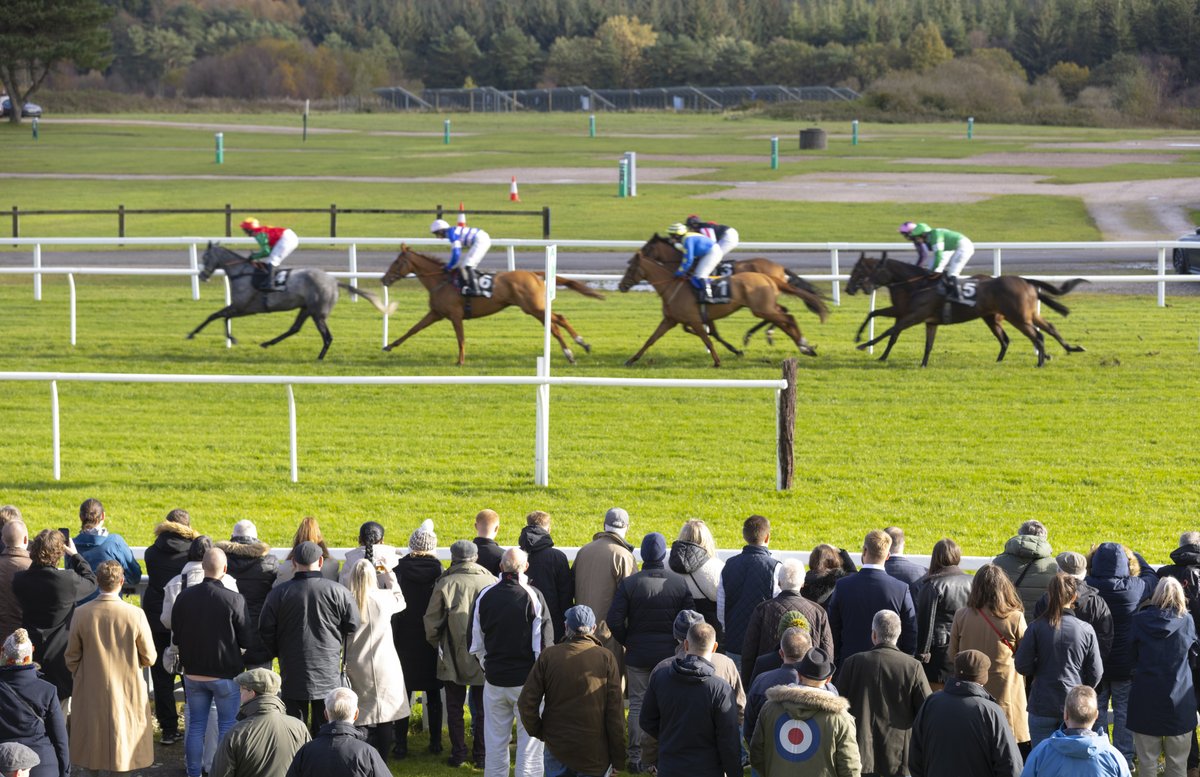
top-left (409, 520), bottom-right (437, 553)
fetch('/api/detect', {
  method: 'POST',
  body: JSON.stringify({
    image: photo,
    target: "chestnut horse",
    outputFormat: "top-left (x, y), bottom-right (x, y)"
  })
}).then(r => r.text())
top-left (618, 247), bottom-right (822, 367)
top-left (847, 254), bottom-right (1086, 367)
top-left (380, 245), bottom-right (603, 365)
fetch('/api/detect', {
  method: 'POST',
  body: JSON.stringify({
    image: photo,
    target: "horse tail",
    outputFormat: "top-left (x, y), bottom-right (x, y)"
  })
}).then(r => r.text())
top-left (554, 276), bottom-right (605, 300)
top-left (1023, 277), bottom-right (1089, 297)
top-left (784, 270), bottom-right (827, 299)
top-left (1037, 292), bottom-right (1071, 317)
top-left (774, 277), bottom-right (830, 322)
top-left (338, 283), bottom-right (399, 316)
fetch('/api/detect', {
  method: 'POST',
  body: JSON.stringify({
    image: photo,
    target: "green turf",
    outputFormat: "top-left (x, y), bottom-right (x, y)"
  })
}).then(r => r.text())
top-left (0, 274), bottom-right (1196, 564)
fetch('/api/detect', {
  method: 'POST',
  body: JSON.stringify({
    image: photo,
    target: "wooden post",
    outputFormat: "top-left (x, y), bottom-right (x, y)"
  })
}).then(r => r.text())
top-left (330, 204), bottom-right (337, 238)
top-left (11, 206), bottom-right (18, 242)
top-left (777, 358), bottom-right (797, 490)
top-left (118, 204), bottom-right (126, 239)
top-left (542, 207), bottom-right (551, 239)
top-left (224, 204), bottom-right (233, 237)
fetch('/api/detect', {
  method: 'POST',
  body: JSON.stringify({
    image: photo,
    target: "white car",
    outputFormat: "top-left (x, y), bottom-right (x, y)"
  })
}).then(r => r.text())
top-left (0, 97), bottom-right (43, 118)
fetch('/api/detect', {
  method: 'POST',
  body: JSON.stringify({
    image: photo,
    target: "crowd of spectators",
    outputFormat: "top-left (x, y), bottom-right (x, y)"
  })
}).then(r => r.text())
top-left (1, 502), bottom-right (1199, 777)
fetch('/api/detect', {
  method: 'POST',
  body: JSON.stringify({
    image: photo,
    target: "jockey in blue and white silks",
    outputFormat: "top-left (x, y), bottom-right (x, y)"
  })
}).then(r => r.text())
top-left (686, 214), bottom-right (740, 258)
top-left (430, 218), bottom-right (492, 280)
top-left (666, 222), bottom-right (720, 294)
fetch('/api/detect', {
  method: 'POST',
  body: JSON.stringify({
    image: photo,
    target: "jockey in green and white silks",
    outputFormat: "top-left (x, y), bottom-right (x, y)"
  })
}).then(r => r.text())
top-left (907, 223), bottom-right (974, 276)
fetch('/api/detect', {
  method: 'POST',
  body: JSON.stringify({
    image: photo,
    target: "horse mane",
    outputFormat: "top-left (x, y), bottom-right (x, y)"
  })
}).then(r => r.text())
top-left (882, 257), bottom-right (934, 279)
top-left (208, 242), bottom-right (247, 262)
top-left (400, 244), bottom-right (445, 266)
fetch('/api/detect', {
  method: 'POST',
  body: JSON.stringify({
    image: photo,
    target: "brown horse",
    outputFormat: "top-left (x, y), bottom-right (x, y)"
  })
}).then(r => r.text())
top-left (637, 234), bottom-right (830, 353)
top-left (847, 255), bottom-right (1086, 367)
top-left (381, 245), bottom-right (603, 365)
top-left (618, 247), bottom-right (821, 367)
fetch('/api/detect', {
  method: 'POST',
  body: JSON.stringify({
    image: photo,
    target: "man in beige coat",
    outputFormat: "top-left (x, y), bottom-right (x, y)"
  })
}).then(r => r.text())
top-left (573, 508), bottom-right (637, 668)
top-left (0, 520), bottom-right (31, 639)
top-left (65, 559), bottom-right (157, 775)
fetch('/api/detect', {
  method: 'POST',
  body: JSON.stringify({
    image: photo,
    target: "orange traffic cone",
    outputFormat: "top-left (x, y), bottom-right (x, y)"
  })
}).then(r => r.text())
top-left (457, 202), bottom-right (467, 227)
top-left (509, 177), bottom-right (520, 202)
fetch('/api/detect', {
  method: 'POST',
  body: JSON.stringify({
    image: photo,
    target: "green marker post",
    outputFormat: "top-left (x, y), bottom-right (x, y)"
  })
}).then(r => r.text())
top-left (770, 136), bottom-right (779, 170)
top-left (967, 117), bottom-right (974, 140)
top-left (215, 132), bottom-right (224, 164)
top-left (851, 119), bottom-right (859, 146)
top-left (618, 158), bottom-right (628, 197)
top-left (443, 119), bottom-right (450, 145)
top-left (32, 118), bottom-right (38, 141)
top-left (589, 114), bottom-right (596, 138)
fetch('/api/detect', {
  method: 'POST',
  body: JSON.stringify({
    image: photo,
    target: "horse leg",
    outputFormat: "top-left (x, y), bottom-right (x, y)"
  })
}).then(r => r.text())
top-left (1013, 321), bottom-right (1048, 366)
top-left (383, 311), bottom-right (442, 352)
top-left (260, 309), bottom-right (310, 349)
top-left (921, 322), bottom-right (939, 367)
top-left (984, 315), bottom-right (1009, 362)
top-left (625, 318), bottom-right (676, 367)
top-left (187, 306), bottom-right (236, 339)
top-left (702, 321), bottom-right (743, 357)
top-left (313, 316), bottom-right (333, 360)
top-left (742, 319), bottom-right (770, 347)
top-left (223, 318), bottom-right (238, 346)
top-left (450, 316), bottom-right (467, 366)
top-left (771, 311), bottom-right (816, 357)
top-left (854, 306), bottom-right (896, 343)
top-left (687, 322), bottom-right (722, 368)
top-left (551, 312), bottom-right (592, 354)
top-left (1035, 315), bottom-right (1085, 353)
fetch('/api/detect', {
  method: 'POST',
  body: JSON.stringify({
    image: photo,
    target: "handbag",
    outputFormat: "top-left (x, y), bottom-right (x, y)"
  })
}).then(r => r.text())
top-left (162, 644), bottom-right (183, 675)
top-left (338, 635), bottom-right (352, 689)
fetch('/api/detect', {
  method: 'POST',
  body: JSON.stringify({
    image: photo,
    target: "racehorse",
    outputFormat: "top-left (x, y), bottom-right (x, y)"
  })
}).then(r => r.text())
top-left (187, 242), bottom-right (396, 360)
top-left (845, 254), bottom-right (1087, 367)
top-left (618, 247), bottom-right (821, 367)
top-left (380, 245), bottom-right (603, 366)
top-left (636, 234), bottom-right (829, 354)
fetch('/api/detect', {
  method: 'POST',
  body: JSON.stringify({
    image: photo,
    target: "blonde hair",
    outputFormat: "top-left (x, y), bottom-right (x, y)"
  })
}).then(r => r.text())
top-left (348, 559), bottom-right (377, 626)
top-left (862, 529), bottom-right (892, 563)
top-left (1152, 576), bottom-right (1188, 617)
top-left (96, 560), bottom-right (124, 593)
top-left (288, 516), bottom-right (330, 561)
top-left (678, 520), bottom-right (717, 558)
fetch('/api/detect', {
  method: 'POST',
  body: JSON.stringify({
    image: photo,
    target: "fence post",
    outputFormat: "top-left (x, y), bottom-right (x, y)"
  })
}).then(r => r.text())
top-left (348, 243), bottom-right (358, 301)
top-left (51, 380), bottom-right (61, 481)
top-left (868, 289), bottom-right (877, 353)
top-left (436, 204), bottom-right (444, 222)
top-left (994, 247), bottom-right (1002, 277)
top-left (224, 204), bottom-right (232, 237)
top-left (118, 204), bottom-right (126, 240)
top-left (68, 273), bottom-right (76, 346)
top-left (287, 384), bottom-right (298, 483)
top-left (506, 245), bottom-right (516, 271)
top-left (189, 243), bottom-right (200, 301)
top-left (33, 243), bottom-right (41, 301)
top-left (830, 248), bottom-right (841, 306)
top-left (223, 275), bottom-right (233, 348)
top-left (11, 206), bottom-right (17, 243)
top-left (777, 358), bottom-right (796, 491)
top-left (1158, 246), bottom-right (1167, 307)
top-left (381, 286), bottom-right (389, 348)
top-left (330, 204), bottom-right (337, 238)
top-left (542, 207), bottom-right (551, 239)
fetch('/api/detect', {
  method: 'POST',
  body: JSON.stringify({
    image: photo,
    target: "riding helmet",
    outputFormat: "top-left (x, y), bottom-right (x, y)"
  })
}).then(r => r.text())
top-left (430, 218), bottom-right (451, 234)
top-left (898, 221), bottom-right (917, 235)
top-left (240, 217), bottom-right (260, 231)
top-left (685, 214), bottom-right (704, 229)
top-left (666, 223), bottom-right (688, 237)
top-left (909, 222), bottom-right (932, 237)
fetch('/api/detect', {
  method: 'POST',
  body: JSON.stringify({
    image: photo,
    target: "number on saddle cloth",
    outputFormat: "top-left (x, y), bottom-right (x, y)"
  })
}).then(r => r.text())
top-left (456, 268), bottom-right (494, 298)
top-left (691, 276), bottom-right (732, 304)
top-left (714, 261), bottom-right (735, 277)
top-left (253, 266), bottom-right (290, 293)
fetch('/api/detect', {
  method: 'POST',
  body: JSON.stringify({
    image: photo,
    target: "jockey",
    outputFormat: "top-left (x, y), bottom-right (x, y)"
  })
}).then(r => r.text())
top-left (899, 221), bottom-right (932, 268)
top-left (685, 214), bottom-right (739, 258)
top-left (907, 222), bottom-right (974, 299)
top-left (241, 217), bottom-right (298, 290)
top-left (430, 218), bottom-right (492, 289)
top-left (666, 222), bottom-right (720, 299)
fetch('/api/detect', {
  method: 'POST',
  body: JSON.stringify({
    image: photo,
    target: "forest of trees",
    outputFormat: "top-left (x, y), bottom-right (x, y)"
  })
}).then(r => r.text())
top-left (24, 0), bottom-right (1200, 114)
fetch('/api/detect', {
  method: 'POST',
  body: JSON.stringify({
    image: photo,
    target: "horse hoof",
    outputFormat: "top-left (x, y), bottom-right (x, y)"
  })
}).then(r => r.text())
top-left (856, 343), bottom-right (869, 352)
top-left (624, 359), bottom-right (636, 367)
top-left (563, 348), bottom-right (576, 364)
top-left (582, 342), bottom-right (592, 354)
top-left (734, 350), bottom-right (745, 358)
top-left (800, 346), bottom-right (817, 357)
top-left (259, 342), bottom-right (270, 349)
top-left (228, 337), bottom-right (238, 346)
top-left (186, 333), bottom-right (195, 340)
top-left (382, 346), bottom-right (392, 352)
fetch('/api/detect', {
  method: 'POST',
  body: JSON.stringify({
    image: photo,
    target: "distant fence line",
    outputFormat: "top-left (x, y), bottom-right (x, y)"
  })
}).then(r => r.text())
top-left (8, 204), bottom-right (552, 240)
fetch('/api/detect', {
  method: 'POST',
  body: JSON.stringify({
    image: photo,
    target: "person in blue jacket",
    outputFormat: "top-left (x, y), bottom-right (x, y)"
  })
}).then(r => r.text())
top-left (72, 498), bottom-right (141, 603)
top-left (665, 222), bottom-right (719, 300)
top-left (430, 218), bottom-right (492, 294)
top-left (1021, 685), bottom-right (1131, 777)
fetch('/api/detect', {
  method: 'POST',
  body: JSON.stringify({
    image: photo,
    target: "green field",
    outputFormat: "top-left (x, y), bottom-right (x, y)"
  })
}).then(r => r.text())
top-left (2, 112), bottom-right (1199, 571)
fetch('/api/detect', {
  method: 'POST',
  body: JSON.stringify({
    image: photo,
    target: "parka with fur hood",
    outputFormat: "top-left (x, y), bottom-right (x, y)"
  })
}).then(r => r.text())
top-left (749, 684), bottom-right (861, 777)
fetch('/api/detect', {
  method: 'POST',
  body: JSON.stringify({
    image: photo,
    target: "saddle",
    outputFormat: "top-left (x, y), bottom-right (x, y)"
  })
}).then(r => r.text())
top-left (454, 268), bottom-right (494, 298)
top-left (939, 276), bottom-right (978, 323)
top-left (252, 266), bottom-right (291, 293)
top-left (692, 276), bottom-right (732, 304)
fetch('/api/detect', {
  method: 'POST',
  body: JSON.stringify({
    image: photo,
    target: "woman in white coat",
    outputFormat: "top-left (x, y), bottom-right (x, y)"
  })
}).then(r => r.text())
top-left (344, 557), bottom-right (409, 760)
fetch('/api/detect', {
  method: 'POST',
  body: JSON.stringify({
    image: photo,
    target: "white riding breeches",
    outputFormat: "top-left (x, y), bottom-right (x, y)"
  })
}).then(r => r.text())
top-left (938, 238), bottom-right (974, 276)
top-left (692, 245), bottom-right (725, 278)
top-left (717, 227), bottom-right (739, 255)
top-left (267, 229), bottom-right (299, 267)
top-left (461, 232), bottom-right (492, 270)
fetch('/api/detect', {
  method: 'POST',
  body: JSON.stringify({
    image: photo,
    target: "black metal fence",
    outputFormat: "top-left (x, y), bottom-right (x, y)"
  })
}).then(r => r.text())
top-left (8, 204), bottom-right (552, 239)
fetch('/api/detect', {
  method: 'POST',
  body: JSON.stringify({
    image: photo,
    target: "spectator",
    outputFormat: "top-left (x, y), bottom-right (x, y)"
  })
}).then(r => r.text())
top-left (641, 621), bottom-right (741, 777)
top-left (173, 548), bottom-right (252, 777)
top-left (65, 559), bottom-right (157, 775)
top-left (574, 508), bottom-right (637, 667)
top-left (392, 520), bottom-right (443, 759)
top-left (949, 563), bottom-right (1029, 750)
top-left (744, 626), bottom-right (813, 746)
top-left (518, 605), bottom-right (625, 777)
top-left (1128, 577), bottom-right (1197, 777)
top-left (718, 514), bottom-right (780, 670)
top-left (274, 516), bottom-right (340, 587)
top-left (608, 532), bottom-right (694, 772)
top-left (210, 668), bottom-right (311, 777)
top-left (1085, 542), bottom-right (1153, 766)
top-left (1020, 685), bottom-right (1130, 777)
top-left (910, 650), bottom-right (1022, 777)
top-left (0, 629), bottom-right (69, 777)
top-left (470, 547), bottom-right (553, 777)
top-left (0, 521), bottom-right (32, 640)
top-left (884, 526), bottom-right (927, 585)
top-left (11, 529), bottom-right (96, 703)
top-left (425, 540), bottom-right (494, 768)
top-left (741, 558), bottom-right (833, 685)
top-left (838, 611), bottom-right (932, 777)
top-left (1157, 531), bottom-right (1200, 624)
top-left (344, 558), bottom-right (408, 761)
top-left (341, 521), bottom-right (401, 589)
top-left (913, 538), bottom-right (973, 687)
top-left (0, 505), bottom-right (19, 547)
top-left (161, 535), bottom-right (238, 629)
top-left (260, 540), bottom-right (360, 737)
top-left (217, 519), bottom-right (279, 669)
top-left (141, 507), bottom-right (197, 744)
top-left (668, 519), bottom-right (725, 641)
top-left (993, 520), bottom-right (1059, 615)
top-left (1015, 574), bottom-right (1103, 749)
top-left (284, 687), bottom-right (391, 777)
top-left (72, 498), bottom-right (141, 604)
top-left (0, 742), bottom-right (40, 777)
top-left (746, 610), bottom-right (816, 693)
top-left (801, 544), bottom-right (856, 609)
top-left (518, 510), bottom-right (573, 644)
top-left (828, 529), bottom-right (917, 664)
top-left (473, 509), bottom-right (505, 576)
top-left (749, 647), bottom-right (861, 777)
top-left (1032, 552), bottom-right (1114, 664)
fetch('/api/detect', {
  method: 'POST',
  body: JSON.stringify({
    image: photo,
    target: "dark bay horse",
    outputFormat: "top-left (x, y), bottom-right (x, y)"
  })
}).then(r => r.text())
top-left (618, 249), bottom-right (819, 367)
top-left (846, 254), bottom-right (1087, 367)
top-left (636, 234), bottom-right (829, 354)
top-left (380, 245), bottom-right (603, 365)
top-left (188, 242), bottom-right (396, 360)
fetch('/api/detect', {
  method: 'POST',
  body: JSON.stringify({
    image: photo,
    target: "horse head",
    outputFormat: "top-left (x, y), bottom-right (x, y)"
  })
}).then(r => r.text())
top-left (382, 245), bottom-right (415, 287)
top-left (618, 252), bottom-right (650, 292)
top-left (199, 241), bottom-right (221, 281)
top-left (845, 253), bottom-right (880, 295)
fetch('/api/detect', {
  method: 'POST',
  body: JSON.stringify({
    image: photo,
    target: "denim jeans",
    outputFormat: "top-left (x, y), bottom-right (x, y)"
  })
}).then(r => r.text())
top-left (1095, 678), bottom-right (1134, 764)
top-left (183, 677), bottom-right (240, 777)
top-left (544, 747), bottom-right (606, 777)
top-left (1027, 713), bottom-right (1062, 749)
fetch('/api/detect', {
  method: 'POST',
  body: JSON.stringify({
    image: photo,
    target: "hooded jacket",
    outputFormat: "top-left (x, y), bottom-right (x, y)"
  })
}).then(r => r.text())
top-left (668, 541), bottom-right (723, 632)
top-left (640, 654), bottom-right (741, 777)
top-left (142, 520), bottom-right (199, 634)
top-left (0, 663), bottom-right (70, 777)
top-left (749, 684), bottom-right (861, 777)
top-left (607, 560), bottom-right (694, 669)
top-left (1020, 728), bottom-right (1132, 777)
top-left (1014, 609), bottom-right (1103, 719)
top-left (424, 560), bottom-right (494, 686)
top-left (1127, 605), bottom-right (1199, 736)
top-left (910, 679), bottom-right (1022, 777)
top-left (73, 530), bottom-right (142, 603)
top-left (217, 538), bottom-right (279, 665)
top-left (394, 553), bottom-right (444, 692)
top-left (284, 720), bottom-right (390, 777)
top-left (1085, 543), bottom-right (1150, 680)
top-left (1033, 580), bottom-right (1114, 663)
top-left (210, 693), bottom-right (311, 777)
top-left (1157, 543), bottom-right (1200, 625)
top-left (993, 534), bottom-right (1060, 615)
top-left (519, 525), bottom-right (573, 643)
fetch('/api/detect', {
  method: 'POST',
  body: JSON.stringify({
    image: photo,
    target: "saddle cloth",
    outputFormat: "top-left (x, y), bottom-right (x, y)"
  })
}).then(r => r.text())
top-left (946, 277), bottom-right (979, 307)
top-left (456, 269), bottom-right (494, 298)
top-left (714, 261), bottom-right (735, 277)
top-left (694, 276), bottom-right (732, 304)
top-left (253, 267), bottom-right (290, 293)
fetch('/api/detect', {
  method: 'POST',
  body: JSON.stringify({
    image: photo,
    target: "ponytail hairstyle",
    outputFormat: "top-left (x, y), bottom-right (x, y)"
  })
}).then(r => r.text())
top-left (358, 521), bottom-right (385, 563)
top-left (1043, 573), bottom-right (1079, 629)
top-left (348, 559), bottom-right (377, 626)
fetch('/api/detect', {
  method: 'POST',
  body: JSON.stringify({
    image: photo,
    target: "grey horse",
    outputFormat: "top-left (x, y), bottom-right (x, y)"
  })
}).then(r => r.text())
top-left (187, 242), bottom-right (396, 360)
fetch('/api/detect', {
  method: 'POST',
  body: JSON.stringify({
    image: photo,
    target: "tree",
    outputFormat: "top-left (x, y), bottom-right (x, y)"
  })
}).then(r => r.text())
top-left (422, 25), bottom-right (481, 88)
top-left (0, 0), bottom-right (112, 122)
top-left (485, 25), bottom-right (543, 89)
top-left (1048, 60), bottom-right (1090, 99)
top-left (907, 22), bottom-right (954, 73)
top-left (594, 15), bottom-right (657, 88)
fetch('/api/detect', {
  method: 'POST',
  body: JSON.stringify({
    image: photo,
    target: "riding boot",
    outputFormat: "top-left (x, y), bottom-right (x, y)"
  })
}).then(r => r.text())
top-left (940, 274), bottom-right (959, 301)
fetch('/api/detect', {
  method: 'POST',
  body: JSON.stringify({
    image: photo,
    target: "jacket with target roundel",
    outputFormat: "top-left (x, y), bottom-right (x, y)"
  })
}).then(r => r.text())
top-left (749, 684), bottom-right (861, 777)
